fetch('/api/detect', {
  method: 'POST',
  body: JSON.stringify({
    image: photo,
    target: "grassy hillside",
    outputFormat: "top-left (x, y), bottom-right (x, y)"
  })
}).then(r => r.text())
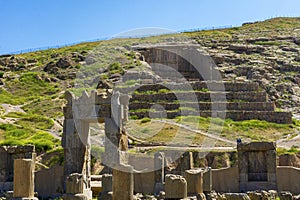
top-left (0, 17), bottom-right (299, 153)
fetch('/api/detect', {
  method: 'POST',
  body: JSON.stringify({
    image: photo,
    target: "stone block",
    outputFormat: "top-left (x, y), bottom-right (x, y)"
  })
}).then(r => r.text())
top-left (279, 191), bottom-right (293, 200)
top-left (203, 168), bottom-right (212, 192)
top-left (63, 193), bottom-right (88, 200)
top-left (13, 159), bottom-right (35, 198)
top-left (185, 169), bottom-right (203, 195)
top-left (66, 173), bottom-right (84, 194)
top-left (237, 142), bottom-right (276, 152)
top-left (224, 193), bottom-right (251, 200)
top-left (165, 174), bottom-right (187, 199)
top-left (112, 164), bottom-right (133, 200)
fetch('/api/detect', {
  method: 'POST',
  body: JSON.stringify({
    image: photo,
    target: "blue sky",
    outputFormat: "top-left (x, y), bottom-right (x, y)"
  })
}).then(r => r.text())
top-left (0, 0), bottom-right (299, 55)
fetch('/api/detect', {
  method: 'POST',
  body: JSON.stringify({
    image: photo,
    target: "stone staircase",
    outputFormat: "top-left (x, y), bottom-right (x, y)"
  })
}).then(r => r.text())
top-left (117, 81), bottom-right (292, 124)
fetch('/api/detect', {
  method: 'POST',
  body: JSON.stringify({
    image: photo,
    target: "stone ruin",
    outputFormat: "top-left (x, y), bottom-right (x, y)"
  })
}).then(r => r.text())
top-left (62, 90), bottom-right (130, 199)
top-left (0, 87), bottom-right (299, 199)
top-left (238, 142), bottom-right (277, 192)
top-left (0, 44), bottom-right (297, 199)
top-left (0, 145), bottom-right (36, 194)
top-left (119, 44), bottom-right (292, 124)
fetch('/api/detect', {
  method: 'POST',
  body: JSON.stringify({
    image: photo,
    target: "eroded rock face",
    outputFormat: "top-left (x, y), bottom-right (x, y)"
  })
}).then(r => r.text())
top-left (279, 154), bottom-right (300, 168)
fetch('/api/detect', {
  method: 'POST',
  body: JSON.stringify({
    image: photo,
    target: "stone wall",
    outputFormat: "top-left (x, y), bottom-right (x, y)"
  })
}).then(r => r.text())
top-left (131, 110), bottom-right (292, 124)
top-left (136, 46), bottom-right (203, 80)
top-left (0, 145), bottom-right (35, 182)
top-left (118, 82), bottom-right (260, 93)
top-left (212, 166), bottom-right (239, 193)
top-left (129, 102), bottom-right (275, 111)
top-left (117, 79), bottom-right (292, 124)
top-left (134, 171), bottom-right (155, 194)
top-left (238, 142), bottom-right (277, 192)
top-left (35, 165), bottom-right (64, 198)
top-left (130, 91), bottom-right (267, 102)
top-left (128, 155), bottom-right (154, 171)
top-left (277, 166), bottom-right (300, 194)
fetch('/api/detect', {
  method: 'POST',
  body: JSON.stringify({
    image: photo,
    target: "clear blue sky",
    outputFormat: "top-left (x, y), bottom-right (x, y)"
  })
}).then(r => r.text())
top-left (0, 0), bottom-right (299, 55)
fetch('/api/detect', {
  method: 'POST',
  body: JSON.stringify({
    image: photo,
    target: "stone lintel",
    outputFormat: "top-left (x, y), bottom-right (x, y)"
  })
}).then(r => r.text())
top-left (237, 142), bottom-right (276, 151)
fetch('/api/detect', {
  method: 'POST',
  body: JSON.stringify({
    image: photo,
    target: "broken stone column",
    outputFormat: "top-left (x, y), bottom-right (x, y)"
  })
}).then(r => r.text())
top-left (165, 174), bottom-right (187, 199)
top-left (203, 167), bottom-right (212, 192)
top-left (62, 91), bottom-right (96, 200)
top-left (98, 174), bottom-right (113, 200)
top-left (184, 169), bottom-right (203, 195)
top-left (63, 173), bottom-right (92, 200)
top-left (112, 164), bottom-right (133, 200)
top-left (153, 152), bottom-right (166, 195)
top-left (178, 151), bottom-right (194, 175)
top-left (103, 118), bottom-right (129, 167)
top-left (66, 173), bottom-right (84, 194)
top-left (13, 159), bottom-right (37, 200)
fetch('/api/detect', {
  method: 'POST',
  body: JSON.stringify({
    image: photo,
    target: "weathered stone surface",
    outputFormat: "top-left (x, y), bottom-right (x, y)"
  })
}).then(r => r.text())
top-left (238, 142), bottom-right (277, 192)
top-left (224, 193), bottom-right (251, 200)
top-left (228, 44), bottom-right (265, 54)
top-left (279, 154), bottom-right (300, 168)
top-left (197, 193), bottom-right (207, 200)
top-left (247, 191), bottom-right (277, 200)
top-left (279, 191), bottom-right (293, 200)
top-left (0, 146), bottom-right (35, 182)
top-left (237, 142), bottom-right (276, 151)
top-left (63, 193), bottom-right (88, 200)
top-left (293, 194), bottom-right (300, 200)
top-left (185, 169), bottom-right (203, 195)
top-left (112, 164), bottom-right (133, 200)
top-left (211, 166), bottom-right (239, 193)
top-left (35, 164), bottom-right (64, 198)
top-left (13, 159), bottom-right (35, 198)
top-left (165, 174), bottom-right (187, 199)
top-left (203, 168), bottom-right (212, 192)
top-left (66, 173), bottom-right (84, 194)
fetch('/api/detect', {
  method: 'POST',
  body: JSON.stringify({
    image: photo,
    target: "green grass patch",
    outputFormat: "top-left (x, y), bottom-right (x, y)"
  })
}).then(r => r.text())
top-left (277, 146), bottom-right (300, 155)
top-left (0, 123), bottom-right (60, 152)
top-left (175, 116), bottom-right (298, 142)
top-left (4, 72), bottom-right (60, 105)
top-left (140, 117), bottom-right (151, 124)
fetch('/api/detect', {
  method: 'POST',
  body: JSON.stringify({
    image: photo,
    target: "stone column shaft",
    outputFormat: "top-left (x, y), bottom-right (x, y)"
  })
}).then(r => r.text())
top-left (13, 159), bottom-right (35, 198)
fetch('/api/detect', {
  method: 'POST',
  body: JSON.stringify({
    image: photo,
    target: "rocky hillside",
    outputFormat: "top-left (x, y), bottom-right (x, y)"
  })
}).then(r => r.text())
top-left (0, 17), bottom-right (299, 152)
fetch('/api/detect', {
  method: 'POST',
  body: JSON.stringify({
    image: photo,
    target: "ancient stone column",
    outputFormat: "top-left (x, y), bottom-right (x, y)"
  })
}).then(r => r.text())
top-left (153, 152), bottom-right (166, 195)
top-left (184, 169), bottom-right (203, 195)
top-left (13, 159), bottom-right (37, 199)
top-left (203, 167), bottom-right (212, 192)
top-left (165, 174), bottom-right (187, 199)
top-left (112, 164), bottom-right (133, 200)
top-left (103, 118), bottom-right (127, 166)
